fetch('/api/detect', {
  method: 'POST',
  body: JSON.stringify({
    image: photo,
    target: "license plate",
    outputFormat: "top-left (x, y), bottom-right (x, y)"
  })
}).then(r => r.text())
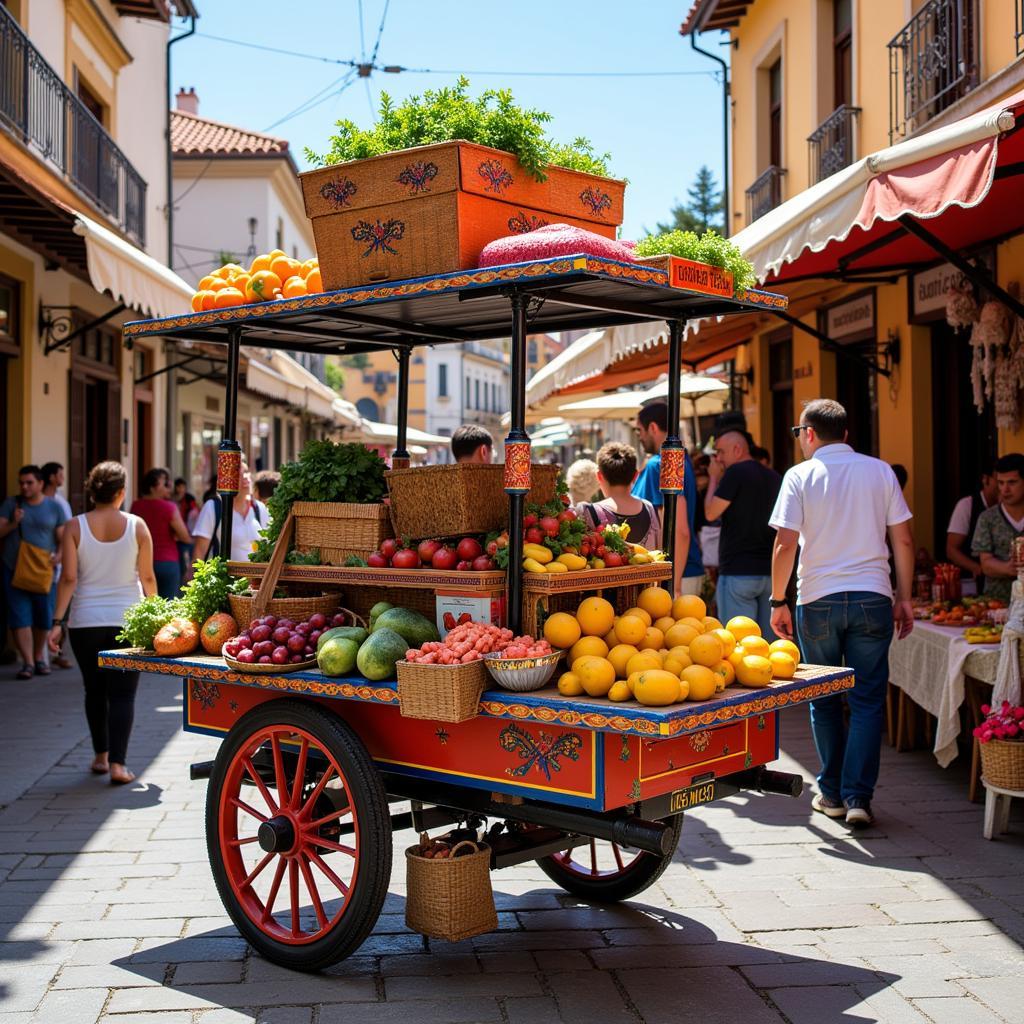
top-left (667, 780), bottom-right (716, 813)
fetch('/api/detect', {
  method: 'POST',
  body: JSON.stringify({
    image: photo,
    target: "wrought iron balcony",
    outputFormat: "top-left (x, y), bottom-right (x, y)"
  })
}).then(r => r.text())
top-left (0, 4), bottom-right (146, 245)
top-left (888, 0), bottom-right (978, 143)
top-left (745, 165), bottom-right (786, 224)
top-left (808, 105), bottom-right (860, 185)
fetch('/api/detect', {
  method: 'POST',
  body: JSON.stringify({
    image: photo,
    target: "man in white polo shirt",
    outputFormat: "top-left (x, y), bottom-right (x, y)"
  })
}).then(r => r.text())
top-left (768, 399), bottom-right (915, 828)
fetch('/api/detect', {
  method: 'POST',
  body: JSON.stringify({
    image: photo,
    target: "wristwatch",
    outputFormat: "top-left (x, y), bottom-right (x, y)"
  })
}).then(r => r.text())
top-left (768, 598), bottom-right (788, 609)
top-left (51, 617), bottom-right (66, 627)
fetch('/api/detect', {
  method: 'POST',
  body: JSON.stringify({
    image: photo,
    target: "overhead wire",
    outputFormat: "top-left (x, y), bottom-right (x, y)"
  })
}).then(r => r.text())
top-left (264, 69), bottom-right (358, 131)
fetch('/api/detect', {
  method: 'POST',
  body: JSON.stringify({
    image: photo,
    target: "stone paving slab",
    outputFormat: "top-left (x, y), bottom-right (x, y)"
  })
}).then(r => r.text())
top-left (0, 672), bottom-right (1021, 1022)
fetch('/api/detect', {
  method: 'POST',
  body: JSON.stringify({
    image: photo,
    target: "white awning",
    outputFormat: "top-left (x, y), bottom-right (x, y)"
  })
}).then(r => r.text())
top-left (558, 375), bottom-right (730, 421)
top-left (525, 330), bottom-right (606, 407)
top-left (358, 420), bottom-right (449, 445)
top-left (245, 351), bottom-right (339, 421)
top-left (72, 212), bottom-right (193, 319)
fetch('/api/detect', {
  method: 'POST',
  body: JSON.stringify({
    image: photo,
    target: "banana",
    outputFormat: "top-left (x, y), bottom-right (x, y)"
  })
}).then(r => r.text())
top-left (557, 553), bottom-right (587, 571)
top-left (545, 561), bottom-right (569, 573)
top-left (522, 543), bottom-right (553, 564)
top-left (631, 544), bottom-right (648, 554)
top-left (523, 557), bottom-right (549, 574)
top-left (630, 553), bottom-right (652, 564)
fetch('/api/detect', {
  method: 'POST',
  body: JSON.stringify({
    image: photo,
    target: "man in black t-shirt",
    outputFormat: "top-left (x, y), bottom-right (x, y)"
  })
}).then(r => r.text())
top-left (705, 431), bottom-right (782, 636)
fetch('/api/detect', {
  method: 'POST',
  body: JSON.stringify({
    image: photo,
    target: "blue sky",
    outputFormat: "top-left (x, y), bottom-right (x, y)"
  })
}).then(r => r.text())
top-left (171, 1), bottom-right (727, 240)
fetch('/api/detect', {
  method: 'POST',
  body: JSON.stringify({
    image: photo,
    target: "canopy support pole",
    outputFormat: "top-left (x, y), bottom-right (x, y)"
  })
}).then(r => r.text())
top-left (505, 292), bottom-right (530, 634)
top-left (774, 310), bottom-right (893, 378)
top-left (217, 326), bottom-right (243, 562)
top-left (660, 319), bottom-right (685, 593)
top-left (393, 347), bottom-right (411, 469)
top-left (897, 214), bottom-right (1024, 322)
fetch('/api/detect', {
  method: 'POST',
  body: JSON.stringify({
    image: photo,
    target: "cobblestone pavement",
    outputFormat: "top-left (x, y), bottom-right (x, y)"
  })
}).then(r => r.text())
top-left (0, 671), bottom-right (1022, 1024)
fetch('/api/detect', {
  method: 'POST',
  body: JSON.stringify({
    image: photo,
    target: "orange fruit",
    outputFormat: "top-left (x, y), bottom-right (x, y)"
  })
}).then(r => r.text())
top-left (735, 655), bottom-right (773, 688)
top-left (637, 586), bottom-right (673, 621)
top-left (614, 615), bottom-right (647, 646)
top-left (270, 255), bottom-right (300, 284)
top-left (679, 616), bottom-right (705, 632)
top-left (726, 616), bottom-right (761, 641)
top-left (220, 262), bottom-right (246, 277)
top-left (654, 616), bottom-right (676, 635)
top-left (213, 265), bottom-right (233, 279)
top-left (298, 258), bottom-right (319, 279)
top-left (305, 267), bottom-right (323, 293)
top-left (681, 665), bottom-right (717, 701)
top-left (603, 627), bottom-right (619, 648)
top-left (638, 626), bottom-right (665, 651)
top-left (622, 606), bottom-right (652, 627)
top-left (281, 275), bottom-right (308, 298)
top-left (625, 651), bottom-right (662, 677)
top-left (665, 622), bottom-right (700, 649)
top-left (543, 612), bottom-right (581, 650)
top-left (191, 290), bottom-right (212, 312)
top-left (689, 633), bottom-right (725, 667)
top-left (577, 596), bottom-right (615, 637)
top-left (672, 594), bottom-right (706, 621)
top-left (662, 654), bottom-right (688, 677)
top-left (607, 643), bottom-right (640, 677)
top-left (207, 277), bottom-right (230, 291)
top-left (213, 287), bottom-right (245, 308)
top-left (739, 635), bottom-right (771, 658)
top-left (574, 656), bottom-right (615, 697)
top-left (667, 645), bottom-right (693, 669)
top-left (713, 628), bottom-right (737, 657)
top-left (633, 669), bottom-right (681, 706)
top-left (246, 270), bottom-right (282, 303)
top-left (268, 248), bottom-right (287, 260)
top-left (702, 616), bottom-right (723, 632)
top-left (197, 275), bottom-right (218, 291)
top-left (557, 672), bottom-right (584, 697)
top-left (768, 651), bottom-right (796, 679)
top-left (570, 636), bottom-right (608, 663)
top-left (712, 660), bottom-right (735, 691)
top-left (230, 273), bottom-right (251, 297)
top-left (608, 680), bottom-right (632, 702)
top-left (249, 253), bottom-right (273, 275)
top-left (769, 638), bottom-right (801, 662)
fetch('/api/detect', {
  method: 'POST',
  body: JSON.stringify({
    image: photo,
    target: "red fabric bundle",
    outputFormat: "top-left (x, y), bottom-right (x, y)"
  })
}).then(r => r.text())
top-left (477, 223), bottom-right (636, 268)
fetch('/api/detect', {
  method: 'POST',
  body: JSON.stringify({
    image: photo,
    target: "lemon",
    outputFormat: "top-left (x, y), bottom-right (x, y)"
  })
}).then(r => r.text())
top-left (681, 664), bottom-right (717, 701)
top-left (625, 650), bottom-right (662, 677)
top-left (735, 654), bottom-right (773, 688)
top-left (665, 622), bottom-right (700, 649)
top-left (570, 636), bottom-right (609, 663)
top-left (633, 669), bottom-right (681, 706)
top-left (573, 655), bottom-right (616, 696)
top-left (614, 614), bottom-right (647, 646)
top-left (712, 660), bottom-right (735, 691)
top-left (769, 638), bottom-right (801, 661)
top-left (768, 651), bottom-right (796, 679)
top-left (608, 680), bottom-right (632, 702)
top-left (671, 594), bottom-right (707, 620)
top-left (739, 635), bottom-right (771, 658)
top-left (557, 671), bottom-right (584, 696)
top-left (607, 643), bottom-right (640, 677)
top-left (726, 615), bottom-right (761, 641)
top-left (689, 633), bottom-right (725, 667)
top-left (713, 628), bottom-right (737, 657)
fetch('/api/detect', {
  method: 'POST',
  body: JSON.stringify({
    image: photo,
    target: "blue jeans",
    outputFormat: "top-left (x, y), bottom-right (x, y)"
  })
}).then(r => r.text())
top-left (153, 559), bottom-right (181, 599)
top-left (797, 591), bottom-right (894, 804)
top-left (2, 564), bottom-right (55, 630)
top-left (716, 574), bottom-right (773, 637)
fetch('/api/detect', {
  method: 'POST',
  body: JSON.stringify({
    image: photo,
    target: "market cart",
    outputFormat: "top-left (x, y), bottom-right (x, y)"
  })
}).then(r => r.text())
top-left (102, 254), bottom-right (850, 972)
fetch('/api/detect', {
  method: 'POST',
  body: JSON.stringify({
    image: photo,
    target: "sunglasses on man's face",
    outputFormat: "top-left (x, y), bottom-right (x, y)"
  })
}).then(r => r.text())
top-left (790, 425), bottom-right (809, 438)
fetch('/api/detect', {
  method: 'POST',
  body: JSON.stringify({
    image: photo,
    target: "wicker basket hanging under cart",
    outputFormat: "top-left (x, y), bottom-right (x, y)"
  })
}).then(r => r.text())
top-left (405, 838), bottom-right (497, 942)
top-left (980, 740), bottom-right (1024, 791)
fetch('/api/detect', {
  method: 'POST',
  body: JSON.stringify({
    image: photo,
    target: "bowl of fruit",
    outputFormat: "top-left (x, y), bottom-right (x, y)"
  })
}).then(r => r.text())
top-left (222, 611), bottom-right (343, 674)
top-left (482, 638), bottom-right (561, 692)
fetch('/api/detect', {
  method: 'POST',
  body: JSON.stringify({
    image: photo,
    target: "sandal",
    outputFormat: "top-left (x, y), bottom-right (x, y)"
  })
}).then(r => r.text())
top-left (16, 664), bottom-right (33, 680)
top-left (91, 756), bottom-right (109, 775)
top-left (109, 765), bottom-right (136, 785)
top-left (34, 661), bottom-right (51, 676)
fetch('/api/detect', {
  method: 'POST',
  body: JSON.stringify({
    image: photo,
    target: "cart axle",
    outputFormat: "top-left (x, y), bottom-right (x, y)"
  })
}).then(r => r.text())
top-left (257, 815), bottom-right (296, 854)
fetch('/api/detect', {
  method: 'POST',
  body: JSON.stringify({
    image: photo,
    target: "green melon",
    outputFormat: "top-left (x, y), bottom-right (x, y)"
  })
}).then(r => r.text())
top-left (356, 628), bottom-right (408, 681)
top-left (318, 637), bottom-right (360, 677)
top-left (371, 607), bottom-right (439, 647)
top-left (317, 625), bottom-right (369, 652)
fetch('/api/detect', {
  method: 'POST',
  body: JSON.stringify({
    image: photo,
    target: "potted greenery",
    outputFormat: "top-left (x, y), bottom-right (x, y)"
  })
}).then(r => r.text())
top-left (632, 229), bottom-right (757, 298)
top-left (300, 78), bottom-right (624, 290)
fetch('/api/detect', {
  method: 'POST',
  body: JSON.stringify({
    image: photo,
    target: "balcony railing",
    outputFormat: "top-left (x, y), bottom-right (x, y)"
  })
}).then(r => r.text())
top-left (0, 4), bottom-right (146, 245)
top-left (745, 165), bottom-right (786, 223)
top-left (808, 105), bottom-right (860, 185)
top-left (888, 0), bottom-right (978, 144)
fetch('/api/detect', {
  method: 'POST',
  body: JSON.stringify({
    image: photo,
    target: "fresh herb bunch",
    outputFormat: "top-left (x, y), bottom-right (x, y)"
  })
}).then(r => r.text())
top-left (251, 441), bottom-right (388, 560)
top-left (285, 548), bottom-right (322, 566)
top-left (117, 595), bottom-right (183, 649)
top-left (633, 229), bottom-right (756, 293)
top-left (179, 558), bottom-right (235, 624)
top-left (308, 77), bottom-right (612, 182)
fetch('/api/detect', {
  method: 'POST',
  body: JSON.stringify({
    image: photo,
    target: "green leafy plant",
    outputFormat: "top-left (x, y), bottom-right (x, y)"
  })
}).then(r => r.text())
top-left (285, 548), bottom-right (322, 566)
top-left (117, 595), bottom-right (183, 649)
top-left (308, 77), bottom-right (613, 182)
top-left (633, 229), bottom-right (756, 293)
top-left (250, 441), bottom-right (388, 561)
top-left (179, 558), bottom-right (235, 624)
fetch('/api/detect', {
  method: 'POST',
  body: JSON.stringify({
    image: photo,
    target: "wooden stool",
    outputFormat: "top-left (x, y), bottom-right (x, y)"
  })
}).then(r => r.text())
top-left (982, 779), bottom-right (1022, 839)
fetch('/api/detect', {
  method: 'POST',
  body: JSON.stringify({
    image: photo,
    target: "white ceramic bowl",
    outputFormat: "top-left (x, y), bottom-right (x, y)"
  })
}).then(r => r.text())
top-left (483, 650), bottom-right (562, 692)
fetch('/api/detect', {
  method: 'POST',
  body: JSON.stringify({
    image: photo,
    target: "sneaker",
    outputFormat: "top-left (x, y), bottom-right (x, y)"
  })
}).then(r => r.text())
top-left (845, 801), bottom-right (874, 828)
top-left (811, 793), bottom-right (846, 818)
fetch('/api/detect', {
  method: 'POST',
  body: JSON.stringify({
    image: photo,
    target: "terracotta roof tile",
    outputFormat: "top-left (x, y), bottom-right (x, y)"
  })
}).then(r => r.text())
top-left (171, 110), bottom-right (289, 158)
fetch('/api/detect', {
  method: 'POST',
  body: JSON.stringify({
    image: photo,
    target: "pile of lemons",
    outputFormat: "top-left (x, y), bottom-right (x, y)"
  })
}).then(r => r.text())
top-left (542, 587), bottom-right (801, 707)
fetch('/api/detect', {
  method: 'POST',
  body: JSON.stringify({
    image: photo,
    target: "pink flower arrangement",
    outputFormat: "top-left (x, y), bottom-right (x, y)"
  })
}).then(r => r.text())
top-left (973, 701), bottom-right (1024, 743)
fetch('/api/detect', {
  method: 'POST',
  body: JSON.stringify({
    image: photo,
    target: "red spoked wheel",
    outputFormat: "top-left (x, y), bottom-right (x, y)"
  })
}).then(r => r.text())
top-left (536, 815), bottom-right (684, 902)
top-left (206, 700), bottom-right (391, 971)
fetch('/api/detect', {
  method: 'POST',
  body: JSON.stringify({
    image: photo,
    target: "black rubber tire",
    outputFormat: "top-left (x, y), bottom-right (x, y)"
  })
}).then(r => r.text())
top-left (536, 815), bottom-right (685, 902)
top-left (206, 699), bottom-right (392, 972)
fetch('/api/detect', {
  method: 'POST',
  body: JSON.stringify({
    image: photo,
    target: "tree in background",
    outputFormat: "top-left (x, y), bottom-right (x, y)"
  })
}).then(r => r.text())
top-left (324, 360), bottom-right (345, 393)
top-left (656, 166), bottom-right (724, 235)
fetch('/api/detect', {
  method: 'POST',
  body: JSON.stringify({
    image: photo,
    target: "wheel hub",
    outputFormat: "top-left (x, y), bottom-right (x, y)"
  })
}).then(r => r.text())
top-left (258, 814), bottom-right (297, 853)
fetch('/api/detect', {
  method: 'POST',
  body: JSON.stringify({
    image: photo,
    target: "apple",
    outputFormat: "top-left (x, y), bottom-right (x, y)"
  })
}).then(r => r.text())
top-left (271, 646), bottom-right (289, 665)
top-left (456, 537), bottom-right (483, 561)
top-left (258, 655), bottom-right (272, 664)
top-left (472, 555), bottom-right (496, 571)
top-left (539, 516), bottom-right (560, 537)
top-left (253, 640), bottom-right (275, 657)
top-left (380, 538), bottom-right (400, 560)
top-left (367, 552), bottom-right (389, 568)
top-left (278, 619), bottom-right (295, 630)
top-left (603, 551), bottom-right (624, 567)
top-left (308, 612), bottom-right (327, 631)
top-left (432, 547), bottom-right (458, 571)
top-left (525, 526), bottom-right (544, 545)
top-left (295, 622), bottom-right (311, 636)
top-left (251, 624), bottom-right (272, 643)
top-left (392, 548), bottom-right (421, 569)
top-left (272, 626), bottom-right (291, 645)
top-left (331, 613), bottom-right (348, 627)
top-left (304, 645), bottom-right (315, 656)
top-left (417, 538), bottom-right (441, 564)
top-left (308, 630), bottom-right (323, 646)
top-left (287, 634), bottom-right (307, 653)
top-left (238, 632), bottom-right (252, 646)
top-left (260, 615), bottom-right (278, 628)
top-left (236, 649), bottom-right (255, 664)
top-left (290, 653), bottom-right (305, 663)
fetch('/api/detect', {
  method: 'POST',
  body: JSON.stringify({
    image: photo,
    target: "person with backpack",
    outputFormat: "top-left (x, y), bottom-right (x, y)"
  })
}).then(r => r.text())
top-left (191, 461), bottom-right (269, 562)
top-left (573, 442), bottom-right (661, 551)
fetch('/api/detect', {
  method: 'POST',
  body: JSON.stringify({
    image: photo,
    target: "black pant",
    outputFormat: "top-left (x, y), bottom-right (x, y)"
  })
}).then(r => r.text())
top-left (69, 627), bottom-right (139, 765)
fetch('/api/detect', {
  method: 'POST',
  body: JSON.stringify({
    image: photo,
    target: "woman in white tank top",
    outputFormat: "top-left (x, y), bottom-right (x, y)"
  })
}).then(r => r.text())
top-left (49, 462), bottom-right (157, 785)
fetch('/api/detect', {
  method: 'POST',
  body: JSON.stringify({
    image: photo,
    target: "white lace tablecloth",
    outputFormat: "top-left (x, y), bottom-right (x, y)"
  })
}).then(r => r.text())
top-left (887, 621), bottom-right (1000, 767)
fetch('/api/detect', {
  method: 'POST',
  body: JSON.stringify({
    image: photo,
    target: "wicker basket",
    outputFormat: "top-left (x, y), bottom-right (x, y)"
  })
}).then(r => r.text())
top-left (292, 501), bottom-right (394, 565)
top-left (221, 645), bottom-right (317, 675)
top-left (228, 591), bottom-right (343, 627)
top-left (386, 463), bottom-right (559, 539)
top-left (405, 838), bottom-right (497, 942)
top-left (980, 739), bottom-right (1024, 790)
top-left (396, 659), bottom-right (487, 722)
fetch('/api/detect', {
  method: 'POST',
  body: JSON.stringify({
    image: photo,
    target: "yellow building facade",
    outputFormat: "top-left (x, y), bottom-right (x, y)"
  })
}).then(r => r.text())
top-left (683, 0), bottom-right (1024, 558)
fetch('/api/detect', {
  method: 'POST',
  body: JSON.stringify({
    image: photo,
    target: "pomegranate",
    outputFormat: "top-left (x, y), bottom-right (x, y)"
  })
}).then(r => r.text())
top-left (272, 626), bottom-right (291, 645)
top-left (308, 612), bottom-right (327, 631)
top-left (236, 649), bottom-right (255, 664)
top-left (525, 526), bottom-right (544, 545)
top-left (287, 634), bottom-right (307, 653)
top-left (380, 538), bottom-right (400, 560)
top-left (392, 548), bottom-right (420, 569)
top-left (456, 560), bottom-right (472, 571)
top-left (539, 516), bottom-right (560, 538)
top-left (417, 538), bottom-right (441, 564)
top-left (253, 640), bottom-right (275, 657)
top-left (472, 555), bottom-right (496, 571)
top-left (431, 546), bottom-right (458, 570)
top-left (456, 537), bottom-right (483, 561)
top-left (258, 655), bottom-right (272, 664)
top-left (367, 551), bottom-right (389, 568)
top-left (331, 613), bottom-right (348, 627)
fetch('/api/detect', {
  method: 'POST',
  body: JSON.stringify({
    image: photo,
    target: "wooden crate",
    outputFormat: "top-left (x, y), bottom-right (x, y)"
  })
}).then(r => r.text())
top-left (300, 141), bottom-right (625, 291)
top-left (633, 255), bottom-right (734, 297)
